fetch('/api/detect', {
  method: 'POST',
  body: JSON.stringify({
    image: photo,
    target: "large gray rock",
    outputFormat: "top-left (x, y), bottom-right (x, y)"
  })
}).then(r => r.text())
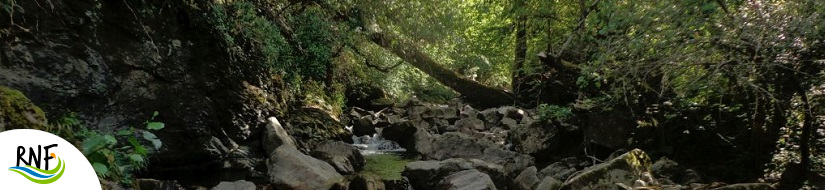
top-left (455, 117), bottom-right (486, 131)
top-left (310, 141), bottom-right (366, 174)
top-left (500, 117), bottom-right (519, 130)
top-left (349, 175), bottom-right (385, 190)
top-left (538, 162), bottom-right (577, 182)
top-left (425, 132), bottom-right (533, 177)
top-left (508, 122), bottom-right (560, 156)
top-left (403, 158), bottom-right (506, 190)
top-left (211, 180), bottom-right (256, 190)
top-left (408, 105), bottom-right (430, 120)
top-left (382, 121), bottom-right (434, 154)
top-left (264, 117), bottom-right (296, 156)
top-left (461, 105), bottom-right (480, 119)
top-left (431, 106), bottom-right (459, 120)
top-left (284, 108), bottom-right (354, 152)
top-left (267, 146), bottom-right (344, 190)
top-left (353, 115), bottom-right (378, 137)
top-left (534, 176), bottom-right (563, 190)
top-left (497, 106), bottom-right (525, 121)
top-left (560, 149), bottom-right (652, 190)
top-left (511, 166), bottom-right (540, 190)
top-left (480, 108), bottom-right (502, 124)
top-left (435, 170), bottom-right (497, 190)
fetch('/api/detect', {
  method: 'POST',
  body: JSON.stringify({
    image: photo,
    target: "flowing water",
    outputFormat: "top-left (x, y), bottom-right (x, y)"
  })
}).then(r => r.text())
top-left (351, 128), bottom-right (407, 155)
top-left (348, 127), bottom-right (414, 189)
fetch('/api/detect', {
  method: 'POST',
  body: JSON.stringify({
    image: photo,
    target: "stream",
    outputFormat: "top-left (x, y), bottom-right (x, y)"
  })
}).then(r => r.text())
top-left (351, 128), bottom-right (407, 155)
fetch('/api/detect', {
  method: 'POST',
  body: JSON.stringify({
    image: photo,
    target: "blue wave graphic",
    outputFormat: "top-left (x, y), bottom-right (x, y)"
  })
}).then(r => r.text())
top-left (8, 166), bottom-right (55, 178)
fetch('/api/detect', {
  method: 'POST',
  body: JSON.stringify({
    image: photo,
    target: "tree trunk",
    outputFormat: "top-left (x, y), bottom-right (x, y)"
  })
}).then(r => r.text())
top-left (368, 32), bottom-right (515, 108)
top-left (512, 0), bottom-right (527, 94)
top-left (796, 80), bottom-right (812, 183)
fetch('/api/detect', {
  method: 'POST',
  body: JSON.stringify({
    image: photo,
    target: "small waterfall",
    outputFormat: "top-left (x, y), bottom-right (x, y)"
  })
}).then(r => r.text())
top-left (350, 128), bottom-right (406, 155)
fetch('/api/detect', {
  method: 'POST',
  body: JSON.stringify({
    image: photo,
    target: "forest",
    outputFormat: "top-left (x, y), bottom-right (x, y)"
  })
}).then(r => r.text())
top-left (0, 0), bottom-right (824, 189)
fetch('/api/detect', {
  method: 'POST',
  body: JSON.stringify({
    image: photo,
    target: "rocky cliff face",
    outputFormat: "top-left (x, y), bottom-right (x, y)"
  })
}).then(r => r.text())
top-left (0, 0), bottom-right (291, 185)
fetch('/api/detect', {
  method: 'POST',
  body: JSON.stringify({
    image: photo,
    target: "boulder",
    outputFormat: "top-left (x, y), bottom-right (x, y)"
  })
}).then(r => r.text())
top-left (534, 176), bottom-right (563, 190)
top-left (497, 106), bottom-right (524, 121)
top-left (0, 86), bottom-right (48, 131)
top-left (310, 141), bottom-right (366, 174)
top-left (212, 180), bottom-right (256, 190)
top-left (435, 170), bottom-right (498, 190)
top-left (651, 157), bottom-right (682, 182)
top-left (434, 107), bottom-right (459, 120)
top-left (680, 169), bottom-right (703, 184)
top-left (383, 177), bottom-right (413, 190)
top-left (382, 121), bottom-right (434, 154)
top-left (284, 108), bottom-right (354, 152)
top-left (403, 158), bottom-right (506, 190)
top-left (508, 122), bottom-right (560, 156)
top-left (385, 114), bottom-right (404, 124)
top-left (500, 117), bottom-right (518, 130)
top-left (480, 108), bottom-right (502, 124)
top-left (560, 149), bottom-right (652, 190)
top-left (424, 132), bottom-right (533, 178)
top-left (512, 166), bottom-right (540, 190)
top-left (461, 105), bottom-right (480, 119)
top-left (538, 162), bottom-right (577, 181)
top-left (455, 117), bottom-right (486, 131)
top-left (263, 117), bottom-right (296, 156)
top-left (267, 146), bottom-right (344, 190)
top-left (408, 105), bottom-right (429, 120)
top-left (353, 116), bottom-right (378, 137)
top-left (710, 183), bottom-right (774, 190)
top-left (349, 175), bottom-right (386, 190)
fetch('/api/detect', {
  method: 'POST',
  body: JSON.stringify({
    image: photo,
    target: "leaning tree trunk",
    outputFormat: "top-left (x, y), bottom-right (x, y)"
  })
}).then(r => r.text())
top-left (368, 32), bottom-right (515, 108)
top-left (512, 0), bottom-right (527, 94)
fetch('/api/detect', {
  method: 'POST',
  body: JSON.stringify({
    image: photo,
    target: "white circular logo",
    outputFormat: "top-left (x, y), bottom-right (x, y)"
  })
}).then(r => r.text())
top-left (0, 129), bottom-right (102, 189)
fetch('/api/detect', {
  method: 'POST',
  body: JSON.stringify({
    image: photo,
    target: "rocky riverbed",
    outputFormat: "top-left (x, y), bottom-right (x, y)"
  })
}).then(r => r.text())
top-left (149, 98), bottom-right (777, 190)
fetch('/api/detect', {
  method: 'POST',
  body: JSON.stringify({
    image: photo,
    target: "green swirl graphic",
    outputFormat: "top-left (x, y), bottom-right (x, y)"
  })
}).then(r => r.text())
top-left (8, 156), bottom-right (65, 184)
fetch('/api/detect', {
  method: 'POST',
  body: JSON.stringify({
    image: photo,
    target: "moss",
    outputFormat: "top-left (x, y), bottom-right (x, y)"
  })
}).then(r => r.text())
top-left (285, 108), bottom-right (352, 151)
top-left (560, 149), bottom-right (652, 190)
top-left (359, 154), bottom-right (412, 180)
top-left (0, 86), bottom-right (47, 131)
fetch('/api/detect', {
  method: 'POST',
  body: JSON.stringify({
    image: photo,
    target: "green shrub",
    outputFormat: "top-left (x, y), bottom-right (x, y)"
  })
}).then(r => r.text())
top-left (537, 104), bottom-right (572, 123)
top-left (56, 112), bottom-right (164, 186)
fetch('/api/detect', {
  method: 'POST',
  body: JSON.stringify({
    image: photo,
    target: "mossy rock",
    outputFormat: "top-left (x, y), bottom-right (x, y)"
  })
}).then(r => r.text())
top-left (0, 86), bottom-right (48, 131)
top-left (560, 149), bottom-right (652, 190)
top-left (284, 108), bottom-right (353, 152)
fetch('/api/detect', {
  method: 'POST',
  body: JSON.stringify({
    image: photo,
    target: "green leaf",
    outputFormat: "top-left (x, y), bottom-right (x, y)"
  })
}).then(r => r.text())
top-left (82, 134), bottom-right (117, 155)
top-left (116, 129), bottom-right (133, 136)
top-left (146, 122), bottom-right (165, 130)
top-left (142, 131), bottom-right (163, 150)
top-left (92, 162), bottom-right (109, 176)
top-left (127, 153), bottom-right (144, 164)
top-left (103, 135), bottom-right (117, 145)
top-left (128, 137), bottom-right (148, 156)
